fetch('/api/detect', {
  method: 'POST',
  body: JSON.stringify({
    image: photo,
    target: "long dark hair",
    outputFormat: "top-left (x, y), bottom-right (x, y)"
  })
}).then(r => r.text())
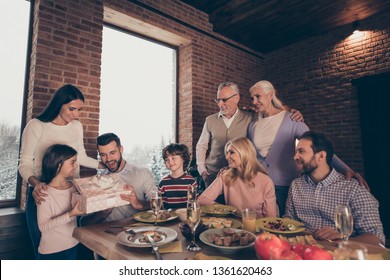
top-left (42, 144), bottom-right (77, 184)
top-left (37, 84), bottom-right (85, 122)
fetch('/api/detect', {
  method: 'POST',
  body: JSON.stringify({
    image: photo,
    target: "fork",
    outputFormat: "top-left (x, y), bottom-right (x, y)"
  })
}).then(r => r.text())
top-left (147, 235), bottom-right (163, 260)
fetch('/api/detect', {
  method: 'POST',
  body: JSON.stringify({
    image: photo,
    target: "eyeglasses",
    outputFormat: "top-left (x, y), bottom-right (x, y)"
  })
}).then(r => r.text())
top-left (214, 94), bottom-right (237, 103)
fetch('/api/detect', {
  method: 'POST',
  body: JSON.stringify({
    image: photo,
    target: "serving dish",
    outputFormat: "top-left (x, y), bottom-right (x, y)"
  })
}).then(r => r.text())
top-left (199, 228), bottom-right (255, 254)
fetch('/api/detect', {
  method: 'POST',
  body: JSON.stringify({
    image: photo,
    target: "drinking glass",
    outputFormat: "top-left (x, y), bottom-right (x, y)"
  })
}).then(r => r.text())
top-left (242, 208), bottom-right (257, 233)
top-left (334, 205), bottom-right (353, 241)
top-left (186, 201), bottom-right (201, 251)
top-left (150, 191), bottom-right (162, 226)
top-left (187, 184), bottom-right (197, 201)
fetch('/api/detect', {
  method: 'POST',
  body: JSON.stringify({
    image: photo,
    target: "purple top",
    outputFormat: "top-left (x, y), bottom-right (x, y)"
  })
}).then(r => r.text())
top-left (248, 112), bottom-right (349, 186)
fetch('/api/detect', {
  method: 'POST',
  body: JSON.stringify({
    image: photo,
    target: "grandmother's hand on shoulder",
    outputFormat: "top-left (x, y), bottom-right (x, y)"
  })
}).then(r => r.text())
top-left (344, 169), bottom-right (370, 191)
top-left (289, 109), bottom-right (304, 122)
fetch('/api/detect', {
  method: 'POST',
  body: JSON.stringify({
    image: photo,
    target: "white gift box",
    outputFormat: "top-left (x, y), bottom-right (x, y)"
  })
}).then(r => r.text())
top-left (71, 174), bottom-right (131, 214)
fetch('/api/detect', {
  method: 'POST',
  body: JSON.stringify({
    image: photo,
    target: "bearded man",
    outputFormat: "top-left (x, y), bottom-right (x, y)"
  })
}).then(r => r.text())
top-left (284, 131), bottom-right (385, 245)
top-left (82, 133), bottom-right (157, 224)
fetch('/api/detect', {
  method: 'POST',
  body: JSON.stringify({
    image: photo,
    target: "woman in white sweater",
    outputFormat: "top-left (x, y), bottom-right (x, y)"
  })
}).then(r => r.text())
top-left (18, 84), bottom-right (102, 259)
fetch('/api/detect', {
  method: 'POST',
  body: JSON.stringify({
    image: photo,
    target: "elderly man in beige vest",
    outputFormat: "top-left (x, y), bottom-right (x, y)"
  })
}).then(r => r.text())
top-left (196, 82), bottom-right (253, 187)
top-left (196, 82), bottom-right (303, 188)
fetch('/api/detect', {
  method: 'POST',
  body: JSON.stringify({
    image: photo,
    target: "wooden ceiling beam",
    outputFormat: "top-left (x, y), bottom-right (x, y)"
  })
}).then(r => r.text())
top-left (179, 0), bottom-right (390, 53)
top-left (180, 0), bottom-right (231, 14)
top-left (211, 0), bottom-right (279, 30)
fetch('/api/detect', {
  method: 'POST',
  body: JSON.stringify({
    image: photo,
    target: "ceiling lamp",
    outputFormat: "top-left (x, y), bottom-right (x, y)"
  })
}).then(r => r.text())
top-left (352, 20), bottom-right (360, 34)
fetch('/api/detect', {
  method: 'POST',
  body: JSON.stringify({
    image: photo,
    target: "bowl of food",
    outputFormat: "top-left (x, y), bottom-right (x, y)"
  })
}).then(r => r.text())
top-left (179, 222), bottom-right (208, 241)
top-left (199, 228), bottom-right (256, 254)
top-left (175, 208), bottom-right (187, 222)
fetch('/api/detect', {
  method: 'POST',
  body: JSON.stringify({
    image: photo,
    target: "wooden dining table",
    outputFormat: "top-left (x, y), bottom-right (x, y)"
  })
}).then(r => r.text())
top-left (72, 214), bottom-right (387, 260)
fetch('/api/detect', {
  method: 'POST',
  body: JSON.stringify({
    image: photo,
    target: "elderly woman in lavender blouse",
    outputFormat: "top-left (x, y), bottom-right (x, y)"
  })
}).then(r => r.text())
top-left (247, 80), bottom-right (368, 216)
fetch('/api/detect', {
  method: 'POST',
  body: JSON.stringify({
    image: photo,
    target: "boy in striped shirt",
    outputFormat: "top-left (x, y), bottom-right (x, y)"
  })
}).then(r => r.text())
top-left (159, 144), bottom-right (198, 209)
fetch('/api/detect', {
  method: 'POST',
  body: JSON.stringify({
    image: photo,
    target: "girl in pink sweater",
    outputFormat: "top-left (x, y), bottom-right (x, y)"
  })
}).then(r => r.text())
top-left (37, 144), bottom-right (84, 260)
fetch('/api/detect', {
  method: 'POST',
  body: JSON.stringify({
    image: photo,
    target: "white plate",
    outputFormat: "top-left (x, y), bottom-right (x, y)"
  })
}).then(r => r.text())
top-left (116, 226), bottom-right (177, 248)
top-left (133, 211), bottom-right (178, 223)
top-left (199, 228), bottom-right (256, 255)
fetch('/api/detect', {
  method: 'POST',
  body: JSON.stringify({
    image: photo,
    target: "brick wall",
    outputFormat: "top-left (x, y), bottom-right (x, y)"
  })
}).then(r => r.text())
top-left (265, 10), bottom-right (390, 174)
top-left (25, 0), bottom-right (390, 199)
top-left (21, 0), bottom-right (264, 207)
top-left (28, 0), bottom-right (103, 152)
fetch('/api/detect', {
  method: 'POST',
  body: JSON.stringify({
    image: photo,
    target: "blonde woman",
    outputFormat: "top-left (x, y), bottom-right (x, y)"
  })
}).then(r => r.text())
top-left (197, 137), bottom-right (277, 218)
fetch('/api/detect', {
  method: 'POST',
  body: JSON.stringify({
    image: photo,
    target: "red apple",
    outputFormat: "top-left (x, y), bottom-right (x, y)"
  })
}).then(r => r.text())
top-left (292, 244), bottom-right (309, 258)
top-left (278, 250), bottom-right (303, 260)
top-left (254, 232), bottom-right (291, 260)
top-left (303, 245), bottom-right (333, 260)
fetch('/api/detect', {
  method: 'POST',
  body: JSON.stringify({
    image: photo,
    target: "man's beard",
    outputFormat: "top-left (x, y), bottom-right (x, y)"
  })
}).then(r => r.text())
top-left (296, 157), bottom-right (317, 175)
top-left (104, 155), bottom-right (123, 173)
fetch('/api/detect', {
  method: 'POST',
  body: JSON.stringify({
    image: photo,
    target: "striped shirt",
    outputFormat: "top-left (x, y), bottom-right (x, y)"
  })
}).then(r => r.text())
top-left (158, 173), bottom-right (198, 209)
top-left (285, 169), bottom-right (385, 243)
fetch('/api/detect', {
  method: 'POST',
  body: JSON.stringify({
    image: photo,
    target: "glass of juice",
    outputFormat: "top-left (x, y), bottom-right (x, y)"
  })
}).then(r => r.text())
top-left (242, 208), bottom-right (257, 233)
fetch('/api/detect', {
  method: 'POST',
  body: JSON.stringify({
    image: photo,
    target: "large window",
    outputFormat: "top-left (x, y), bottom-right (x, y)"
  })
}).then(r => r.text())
top-left (0, 1), bottom-right (30, 205)
top-left (100, 25), bottom-right (177, 184)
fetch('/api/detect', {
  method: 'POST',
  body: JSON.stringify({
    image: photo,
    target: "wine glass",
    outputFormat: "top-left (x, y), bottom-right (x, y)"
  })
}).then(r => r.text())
top-left (187, 184), bottom-right (197, 201)
top-left (150, 192), bottom-right (162, 226)
top-left (186, 200), bottom-right (201, 251)
top-left (334, 205), bottom-right (353, 241)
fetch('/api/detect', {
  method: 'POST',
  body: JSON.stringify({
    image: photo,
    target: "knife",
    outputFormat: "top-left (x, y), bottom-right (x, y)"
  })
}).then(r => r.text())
top-left (147, 235), bottom-right (163, 260)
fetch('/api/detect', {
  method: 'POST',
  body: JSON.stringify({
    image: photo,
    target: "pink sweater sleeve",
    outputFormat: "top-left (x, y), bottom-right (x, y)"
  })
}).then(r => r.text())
top-left (197, 176), bottom-right (224, 206)
top-left (261, 177), bottom-right (278, 217)
top-left (37, 193), bottom-right (74, 233)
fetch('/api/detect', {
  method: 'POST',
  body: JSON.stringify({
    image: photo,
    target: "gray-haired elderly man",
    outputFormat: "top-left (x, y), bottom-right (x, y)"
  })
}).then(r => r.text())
top-left (196, 82), bottom-right (254, 187)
